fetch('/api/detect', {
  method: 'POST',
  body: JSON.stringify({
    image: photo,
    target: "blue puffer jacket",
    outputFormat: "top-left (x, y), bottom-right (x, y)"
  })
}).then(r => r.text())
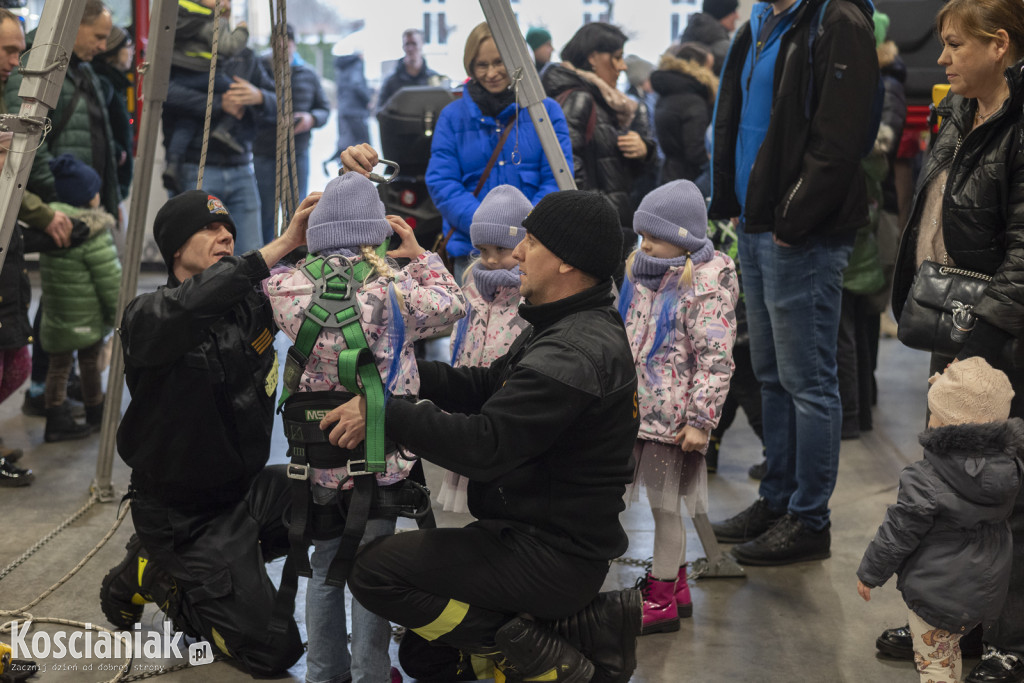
top-left (425, 83), bottom-right (574, 259)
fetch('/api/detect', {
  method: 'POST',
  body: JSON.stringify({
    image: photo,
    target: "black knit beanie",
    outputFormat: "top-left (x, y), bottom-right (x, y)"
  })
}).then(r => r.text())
top-left (153, 190), bottom-right (237, 268)
top-left (703, 0), bottom-right (739, 20)
top-left (521, 190), bottom-right (622, 281)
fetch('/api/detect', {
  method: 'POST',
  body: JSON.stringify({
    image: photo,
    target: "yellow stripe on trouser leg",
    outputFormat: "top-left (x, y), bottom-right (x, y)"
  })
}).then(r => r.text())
top-left (411, 599), bottom-right (470, 642)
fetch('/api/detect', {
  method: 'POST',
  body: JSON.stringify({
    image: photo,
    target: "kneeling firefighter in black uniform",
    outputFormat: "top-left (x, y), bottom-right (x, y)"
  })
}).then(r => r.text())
top-left (264, 172), bottom-right (467, 680)
top-left (326, 153), bottom-right (645, 683)
top-left (99, 190), bottom-right (319, 676)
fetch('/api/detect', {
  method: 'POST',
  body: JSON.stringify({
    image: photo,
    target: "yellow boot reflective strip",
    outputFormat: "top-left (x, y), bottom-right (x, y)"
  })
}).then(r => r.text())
top-left (211, 627), bottom-right (230, 656)
top-left (471, 654), bottom-right (496, 680)
top-left (411, 599), bottom-right (470, 641)
top-left (524, 670), bottom-right (559, 681)
top-left (131, 557), bottom-right (150, 605)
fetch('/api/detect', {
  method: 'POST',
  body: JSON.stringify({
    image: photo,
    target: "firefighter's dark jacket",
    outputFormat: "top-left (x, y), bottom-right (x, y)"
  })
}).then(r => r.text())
top-left (118, 252), bottom-right (278, 510)
top-left (709, 0), bottom-right (878, 244)
top-left (387, 282), bottom-right (640, 561)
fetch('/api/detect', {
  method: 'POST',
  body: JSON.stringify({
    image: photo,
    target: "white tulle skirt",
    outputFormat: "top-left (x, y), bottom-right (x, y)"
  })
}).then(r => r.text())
top-left (623, 439), bottom-right (708, 517)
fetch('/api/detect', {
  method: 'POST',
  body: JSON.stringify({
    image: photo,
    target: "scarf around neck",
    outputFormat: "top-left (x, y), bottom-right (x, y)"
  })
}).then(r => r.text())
top-left (561, 62), bottom-right (637, 129)
top-left (630, 251), bottom-right (689, 289)
top-left (467, 79), bottom-right (516, 119)
top-left (472, 264), bottom-right (521, 301)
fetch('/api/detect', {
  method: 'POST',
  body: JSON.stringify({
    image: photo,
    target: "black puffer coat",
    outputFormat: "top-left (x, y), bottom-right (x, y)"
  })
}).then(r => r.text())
top-left (892, 60), bottom-right (1024, 355)
top-left (542, 64), bottom-right (656, 233)
top-left (651, 55), bottom-right (717, 184)
top-left (857, 419), bottom-right (1024, 633)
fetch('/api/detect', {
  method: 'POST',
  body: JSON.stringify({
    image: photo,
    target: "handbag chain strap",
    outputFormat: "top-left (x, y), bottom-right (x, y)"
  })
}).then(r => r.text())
top-left (938, 265), bottom-right (992, 282)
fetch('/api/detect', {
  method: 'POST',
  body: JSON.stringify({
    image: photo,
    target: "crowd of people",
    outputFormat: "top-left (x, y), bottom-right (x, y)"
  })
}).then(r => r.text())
top-left (2, 0), bottom-right (1024, 682)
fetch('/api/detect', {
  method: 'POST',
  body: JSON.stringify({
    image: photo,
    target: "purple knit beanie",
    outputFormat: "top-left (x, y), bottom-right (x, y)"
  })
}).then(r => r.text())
top-left (471, 185), bottom-right (532, 250)
top-left (307, 172), bottom-right (393, 253)
top-left (633, 179), bottom-right (713, 255)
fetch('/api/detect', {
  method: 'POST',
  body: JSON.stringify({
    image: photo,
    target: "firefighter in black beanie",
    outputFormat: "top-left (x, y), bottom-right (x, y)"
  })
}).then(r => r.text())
top-left (329, 151), bottom-right (644, 682)
top-left (98, 189), bottom-right (319, 676)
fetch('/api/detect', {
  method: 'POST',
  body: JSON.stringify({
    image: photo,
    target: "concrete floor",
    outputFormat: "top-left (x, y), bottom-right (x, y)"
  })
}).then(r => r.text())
top-left (0, 270), bottom-right (949, 682)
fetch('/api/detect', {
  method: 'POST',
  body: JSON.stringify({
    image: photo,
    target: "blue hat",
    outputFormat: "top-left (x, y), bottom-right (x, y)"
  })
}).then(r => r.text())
top-left (471, 185), bottom-right (531, 249)
top-left (49, 154), bottom-right (102, 208)
top-left (633, 180), bottom-right (713, 258)
top-left (307, 173), bottom-right (393, 254)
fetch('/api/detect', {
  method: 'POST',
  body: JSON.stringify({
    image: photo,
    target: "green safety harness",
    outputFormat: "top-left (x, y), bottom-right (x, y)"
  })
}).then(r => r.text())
top-left (280, 244), bottom-right (408, 585)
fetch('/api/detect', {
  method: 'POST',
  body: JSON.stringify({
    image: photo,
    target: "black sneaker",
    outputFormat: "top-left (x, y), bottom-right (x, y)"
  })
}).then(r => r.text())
top-left (966, 646), bottom-right (1024, 683)
top-left (732, 514), bottom-right (831, 566)
top-left (0, 456), bottom-right (33, 487)
top-left (748, 458), bottom-right (767, 480)
top-left (711, 498), bottom-right (784, 543)
top-left (99, 535), bottom-right (176, 629)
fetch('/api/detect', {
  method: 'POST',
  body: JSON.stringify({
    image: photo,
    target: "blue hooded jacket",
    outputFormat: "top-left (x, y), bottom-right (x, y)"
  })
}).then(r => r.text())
top-left (426, 82), bottom-right (574, 259)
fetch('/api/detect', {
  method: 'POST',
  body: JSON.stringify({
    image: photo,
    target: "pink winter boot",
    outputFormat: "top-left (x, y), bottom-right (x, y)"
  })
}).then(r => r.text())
top-left (637, 572), bottom-right (679, 635)
top-left (675, 565), bottom-right (693, 618)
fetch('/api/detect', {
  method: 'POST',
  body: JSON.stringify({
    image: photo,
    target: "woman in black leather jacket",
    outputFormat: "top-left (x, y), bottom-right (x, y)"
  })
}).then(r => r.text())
top-left (541, 23), bottom-right (656, 277)
top-left (887, 2), bottom-right (1024, 680)
top-left (892, 1), bottom-right (1024, 406)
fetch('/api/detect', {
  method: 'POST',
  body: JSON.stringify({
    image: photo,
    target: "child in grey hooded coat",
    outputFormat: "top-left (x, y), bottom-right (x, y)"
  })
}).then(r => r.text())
top-left (857, 357), bottom-right (1024, 683)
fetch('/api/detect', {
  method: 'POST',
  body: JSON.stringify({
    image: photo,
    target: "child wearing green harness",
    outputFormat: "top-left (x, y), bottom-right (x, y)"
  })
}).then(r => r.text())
top-left (264, 171), bottom-right (466, 682)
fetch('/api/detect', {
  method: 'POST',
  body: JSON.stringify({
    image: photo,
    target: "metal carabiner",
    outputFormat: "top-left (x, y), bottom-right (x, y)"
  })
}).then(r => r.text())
top-left (339, 158), bottom-right (401, 184)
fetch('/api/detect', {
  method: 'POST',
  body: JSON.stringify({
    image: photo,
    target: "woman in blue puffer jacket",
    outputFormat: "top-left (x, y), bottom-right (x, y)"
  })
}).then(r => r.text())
top-left (426, 21), bottom-right (574, 283)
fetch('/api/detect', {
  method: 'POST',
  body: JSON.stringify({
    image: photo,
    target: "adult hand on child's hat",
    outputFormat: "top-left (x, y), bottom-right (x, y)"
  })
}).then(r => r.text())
top-left (385, 215), bottom-right (425, 260)
top-left (340, 143), bottom-right (378, 177)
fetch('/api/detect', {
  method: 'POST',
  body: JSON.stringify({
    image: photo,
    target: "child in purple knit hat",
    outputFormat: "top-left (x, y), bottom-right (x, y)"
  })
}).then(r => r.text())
top-left (437, 184), bottom-right (533, 513)
top-left (264, 171), bottom-right (466, 682)
top-left (619, 179), bottom-right (738, 634)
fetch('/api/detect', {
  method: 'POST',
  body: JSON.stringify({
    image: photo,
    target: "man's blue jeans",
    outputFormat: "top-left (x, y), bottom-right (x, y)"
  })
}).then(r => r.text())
top-left (305, 515), bottom-right (397, 683)
top-left (253, 150), bottom-right (311, 246)
top-left (178, 161), bottom-right (263, 256)
top-left (738, 229), bottom-right (853, 530)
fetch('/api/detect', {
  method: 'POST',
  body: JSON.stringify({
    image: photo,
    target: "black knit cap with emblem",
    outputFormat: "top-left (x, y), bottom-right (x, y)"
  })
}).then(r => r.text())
top-left (153, 190), bottom-right (237, 268)
top-left (521, 190), bottom-right (622, 281)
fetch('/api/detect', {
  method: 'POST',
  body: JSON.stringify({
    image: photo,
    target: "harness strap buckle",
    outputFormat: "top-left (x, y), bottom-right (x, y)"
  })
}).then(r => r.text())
top-left (287, 464), bottom-right (310, 480)
top-left (346, 459), bottom-right (374, 476)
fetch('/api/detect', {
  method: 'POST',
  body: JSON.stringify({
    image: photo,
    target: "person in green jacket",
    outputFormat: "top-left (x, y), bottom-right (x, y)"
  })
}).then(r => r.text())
top-left (39, 155), bottom-right (121, 443)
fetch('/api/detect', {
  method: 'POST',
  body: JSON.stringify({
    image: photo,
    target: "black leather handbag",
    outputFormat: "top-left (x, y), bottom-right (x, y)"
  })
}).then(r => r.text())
top-left (897, 260), bottom-right (991, 358)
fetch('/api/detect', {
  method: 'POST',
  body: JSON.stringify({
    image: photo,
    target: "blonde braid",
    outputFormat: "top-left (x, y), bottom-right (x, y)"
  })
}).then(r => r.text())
top-left (360, 244), bottom-right (395, 281)
top-left (676, 255), bottom-right (694, 291)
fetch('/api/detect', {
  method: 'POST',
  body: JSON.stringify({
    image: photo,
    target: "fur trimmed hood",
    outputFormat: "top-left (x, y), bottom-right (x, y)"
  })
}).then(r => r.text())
top-left (653, 54), bottom-right (718, 99)
top-left (920, 417), bottom-right (1024, 506)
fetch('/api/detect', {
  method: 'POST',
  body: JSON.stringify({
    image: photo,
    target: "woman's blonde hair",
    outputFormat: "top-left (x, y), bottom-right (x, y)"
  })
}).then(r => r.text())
top-left (624, 248), bottom-right (694, 291)
top-left (463, 22), bottom-right (494, 78)
top-left (936, 0), bottom-right (1024, 66)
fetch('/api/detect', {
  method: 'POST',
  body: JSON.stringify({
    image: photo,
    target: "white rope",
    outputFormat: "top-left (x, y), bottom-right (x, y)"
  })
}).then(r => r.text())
top-left (195, 0), bottom-right (225, 190)
top-left (269, 0), bottom-right (298, 238)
